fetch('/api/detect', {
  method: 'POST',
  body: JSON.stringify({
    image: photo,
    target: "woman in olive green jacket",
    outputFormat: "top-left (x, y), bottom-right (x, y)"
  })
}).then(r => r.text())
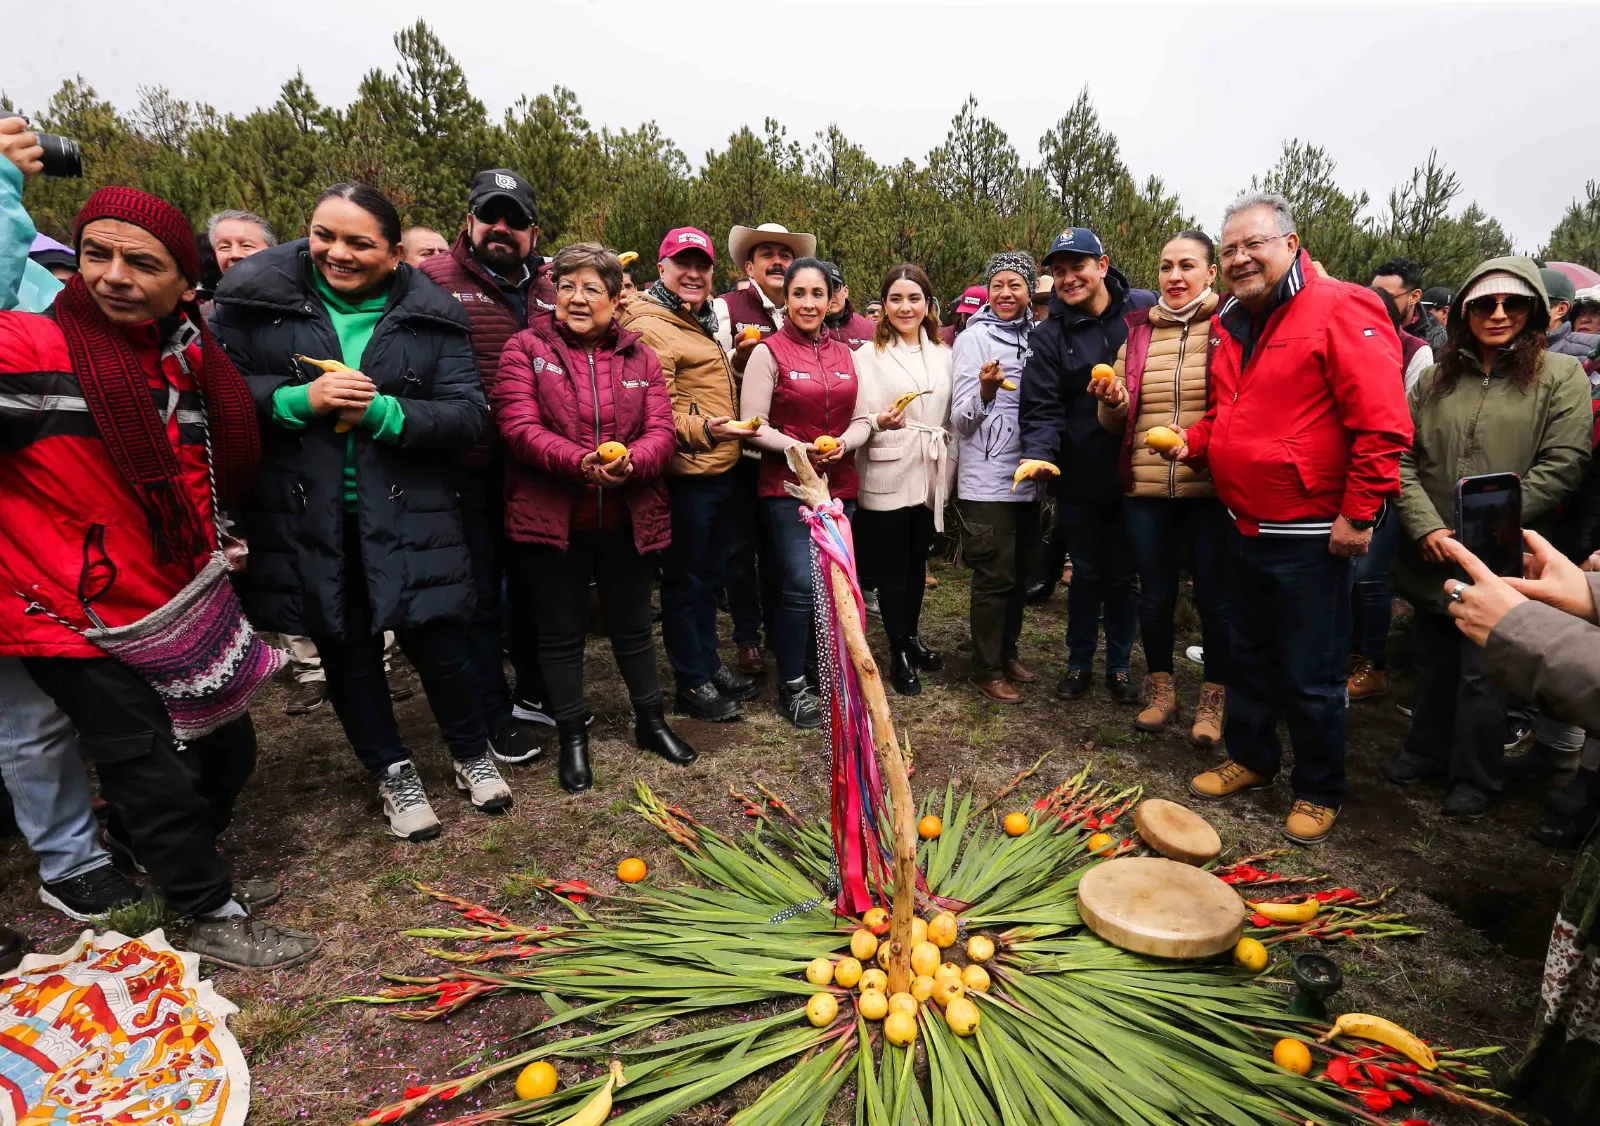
top-left (1387, 255), bottom-right (1592, 818)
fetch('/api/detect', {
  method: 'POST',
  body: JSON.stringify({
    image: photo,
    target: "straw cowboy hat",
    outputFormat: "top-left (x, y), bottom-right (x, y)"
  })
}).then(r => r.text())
top-left (727, 223), bottom-right (817, 268)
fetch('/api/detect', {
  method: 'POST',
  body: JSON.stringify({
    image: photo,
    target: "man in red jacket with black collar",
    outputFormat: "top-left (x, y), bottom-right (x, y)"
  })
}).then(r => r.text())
top-left (1163, 192), bottom-right (1411, 845)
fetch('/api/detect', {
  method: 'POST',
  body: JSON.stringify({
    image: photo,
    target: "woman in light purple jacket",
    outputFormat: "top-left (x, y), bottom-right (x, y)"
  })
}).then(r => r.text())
top-left (951, 253), bottom-right (1040, 703)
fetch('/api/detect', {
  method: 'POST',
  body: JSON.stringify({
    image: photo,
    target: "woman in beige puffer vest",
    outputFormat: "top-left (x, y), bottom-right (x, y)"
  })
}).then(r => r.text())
top-left (1093, 230), bottom-right (1229, 746)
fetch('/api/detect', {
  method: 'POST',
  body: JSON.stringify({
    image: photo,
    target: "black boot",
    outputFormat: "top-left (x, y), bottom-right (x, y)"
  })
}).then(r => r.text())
top-left (556, 718), bottom-right (593, 794)
top-left (890, 641), bottom-right (922, 696)
top-left (634, 700), bottom-right (697, 766)
top-left (903, 635), bottom-right (943, 671)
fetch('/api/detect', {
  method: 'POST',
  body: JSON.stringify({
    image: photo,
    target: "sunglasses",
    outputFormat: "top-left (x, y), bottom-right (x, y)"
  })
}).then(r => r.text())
top-left (474, 205), bottom-right (532, 231)
top-left (1465, 294), bottom-right (1534, 319)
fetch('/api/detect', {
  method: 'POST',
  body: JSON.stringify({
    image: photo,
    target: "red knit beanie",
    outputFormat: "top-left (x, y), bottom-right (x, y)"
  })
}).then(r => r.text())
top-left (73, 187), bottom-right (201, 283)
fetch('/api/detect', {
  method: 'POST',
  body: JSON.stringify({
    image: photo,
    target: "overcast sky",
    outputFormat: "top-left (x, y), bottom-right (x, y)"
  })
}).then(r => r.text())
top-left (13, 1), bottom-right (1598, 257)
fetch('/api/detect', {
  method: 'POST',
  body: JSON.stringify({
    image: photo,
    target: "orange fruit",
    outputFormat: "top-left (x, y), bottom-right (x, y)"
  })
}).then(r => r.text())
top-left (596, 441), bottom-right (629, 463)
top-left (1087, 832), bottom-right (1114, 856)
top-left (616, 857), bottom-right (647, 883)
top-left (918, 815), bottom-right (942, 840)
top-left (740, 326), bottom-right (762, 343)
top-left (1090, 363), bottom-right (1116, 381)
top-left (814, 435), bottom-right (839, 453)
top-left (1003, 812), bottom-right (1029, 837)
top-left (514, 1060), bottom-right (559, 1100)
top-left (1273, 1037), bottom-right (1312, 1075)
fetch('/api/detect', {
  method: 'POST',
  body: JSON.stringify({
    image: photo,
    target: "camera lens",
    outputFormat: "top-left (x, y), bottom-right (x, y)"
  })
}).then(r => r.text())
top-left (37, 133), bottom-right (82, 180)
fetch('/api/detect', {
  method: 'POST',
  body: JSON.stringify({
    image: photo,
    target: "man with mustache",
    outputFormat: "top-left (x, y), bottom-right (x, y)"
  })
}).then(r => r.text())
top-left (420, 169), bottom-right (558, 767)
top-left (1158, 192), bottom-right (1410, 845)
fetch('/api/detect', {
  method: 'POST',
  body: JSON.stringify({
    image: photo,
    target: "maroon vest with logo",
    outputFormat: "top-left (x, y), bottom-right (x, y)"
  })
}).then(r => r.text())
top-left (825, 308), bottom-right (877, 349)
top-left (759, 321), bottom-right (859, 499)
top-left (719, 285), bottom-right (780, 344)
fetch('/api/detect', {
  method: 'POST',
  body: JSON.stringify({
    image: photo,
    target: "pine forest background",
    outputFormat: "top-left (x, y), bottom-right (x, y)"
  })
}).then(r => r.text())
top-left (9, 21), bottom-right (1600, 304)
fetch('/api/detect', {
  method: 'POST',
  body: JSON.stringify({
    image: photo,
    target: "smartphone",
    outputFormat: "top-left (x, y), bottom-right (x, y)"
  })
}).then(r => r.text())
top-left (1454, 473), bottom-right (1522, 577)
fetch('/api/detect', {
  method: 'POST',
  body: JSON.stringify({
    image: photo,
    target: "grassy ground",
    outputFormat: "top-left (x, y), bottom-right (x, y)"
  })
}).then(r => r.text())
top-left (0, 559), bottom-right (1569, 1125)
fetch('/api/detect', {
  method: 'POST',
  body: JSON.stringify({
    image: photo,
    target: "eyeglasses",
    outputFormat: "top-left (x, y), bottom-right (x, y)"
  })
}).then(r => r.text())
top-left (557, 280), bottom-right (609, 301)
top-left (1465, 294), bottom-right (1534, 319)
top-left (1219, 234), bottom-right (1284, 263)
top-left (473, 205), bottom-right (532, 231)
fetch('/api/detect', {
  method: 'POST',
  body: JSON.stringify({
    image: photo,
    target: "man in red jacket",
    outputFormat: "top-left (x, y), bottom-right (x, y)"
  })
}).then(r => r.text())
top-left (1162, 192), bottom-right (1411, 845)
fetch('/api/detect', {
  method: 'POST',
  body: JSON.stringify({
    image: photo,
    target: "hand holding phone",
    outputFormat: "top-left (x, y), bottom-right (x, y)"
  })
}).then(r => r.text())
top-left (1453, 473), bottom-right (1522, 578)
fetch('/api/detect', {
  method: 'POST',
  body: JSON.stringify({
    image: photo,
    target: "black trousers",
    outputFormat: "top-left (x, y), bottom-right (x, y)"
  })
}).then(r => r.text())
top-left (856, 505), bottom-right (935, 642)
top-left (1404, 611), bottom-right (1511, 794)
top-left (23, 657), bottom-right (252, 917)
top-left (517, 530), bottom-right (662, 723)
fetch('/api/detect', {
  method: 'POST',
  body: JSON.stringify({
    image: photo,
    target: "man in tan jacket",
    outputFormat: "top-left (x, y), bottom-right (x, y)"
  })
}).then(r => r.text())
top-left (622, 227), bottom-right (757, 721)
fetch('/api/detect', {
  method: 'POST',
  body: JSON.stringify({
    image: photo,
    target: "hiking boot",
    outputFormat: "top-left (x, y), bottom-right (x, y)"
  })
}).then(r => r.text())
top-left (972, 677), bottom-right (1022, 704)
top-left (1502, 743), bottom-right (1578, 782)
top-left (1106, 671), bottom-right (1140, 705)
top-left (1133, 673), bottom-right (1177, 732)
top-left (1190, 683), bottom-right (1225, 748)
top-left (377, 761), bottom-right (441, 842)
top-left (1002, 657), bottom-right (1037, 684)
top-left (778, 677), bottom-right (823, 730)
top-left (283, 681), bottom-right (326, 715)
top-left (38, 863), bottom-right (142, 922)
top-left (1346, 656), bottom-right (1388, 700)
top-left (711, 663), bottom-right (760, 702)
top-left (1283, 800), bottom-right (1339, 845)
top-left (904, 636), bottom-right (943, 672)
top-left (1056, 668), bottom-right (1091, 699)
top-left (737, 644), bottom-right (767, 676)
top-left (233, 878), bottom-right (281, 911)
top-left (1442, 782), bottom-right (1491, 819)
top-left (190, 914), bottom-right (321, 971)
top-left (1546, 769), bottom-right (1596, 817)
top-left (490, 719), bottom-right (545, 765)
top-left (1531, 805), bottom-right (1599, 849)
top-left (634, 701), bottom-right (697, 766)
top-left (1190, 759), bottom-right (1271, 801)
top-left (674, 681), bottom-right (742, 722)
top-left (0, 924), bottom-right (27, 974)
top-left (453, 754), bottom-right (513, 813)
top-left (1381, 753), bottom-right (1442, 787)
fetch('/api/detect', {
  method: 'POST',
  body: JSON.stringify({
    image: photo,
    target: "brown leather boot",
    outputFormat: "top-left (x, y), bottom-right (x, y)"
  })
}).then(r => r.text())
top-left (1190, 759), bottom-right (1271, 801)
top-left (1190, 683), bottom-right (1225, 748)
top-left (1284, 800), bottom-right (1339, 844)
top-left (1133, 673), bottom-right (1177, 732)
top-left (972, 677), bottom-right (1022, 704)
top-left (1347, 656), bottom-right (1388, 700)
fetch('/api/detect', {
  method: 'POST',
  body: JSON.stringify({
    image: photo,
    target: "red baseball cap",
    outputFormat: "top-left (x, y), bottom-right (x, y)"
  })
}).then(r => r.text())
top-left (658, 227), bottom-right (715, 263)
top-left (956, 285), bottom-right (987, 315)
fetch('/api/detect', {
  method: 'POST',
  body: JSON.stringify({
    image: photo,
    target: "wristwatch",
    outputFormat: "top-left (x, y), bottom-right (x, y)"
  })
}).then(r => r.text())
top-left (1341, 516), bottom-right (1377, 532)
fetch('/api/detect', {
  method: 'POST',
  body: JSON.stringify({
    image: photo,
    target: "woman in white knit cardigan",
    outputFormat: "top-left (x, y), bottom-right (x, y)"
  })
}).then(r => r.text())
top-left (852, 263), bottom-right (956, 695)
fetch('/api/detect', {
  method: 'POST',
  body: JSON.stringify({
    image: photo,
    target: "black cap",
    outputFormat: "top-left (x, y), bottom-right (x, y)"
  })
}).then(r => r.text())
top-left (1420, 286), bottom-right (1453, 309)
top-left (469, 169), bottom-right (538, 224)
top-left (822, 261), bottom-right (846, 289)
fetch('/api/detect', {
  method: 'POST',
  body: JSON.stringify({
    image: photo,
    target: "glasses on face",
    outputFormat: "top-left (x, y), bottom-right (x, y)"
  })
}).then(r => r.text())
top-left (1466, 294), bottom-right (1534, 320)
top-left (474, 205), bottom-right (531, 231)
top-left (557, 280), bottom-right (609, 302)
top-left (1219, 234), bottom-right (1284, 263)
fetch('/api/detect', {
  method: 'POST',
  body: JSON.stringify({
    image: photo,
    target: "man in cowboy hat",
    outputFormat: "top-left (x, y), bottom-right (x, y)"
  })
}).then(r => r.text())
top-left (713, 222), bottom-right (818, 370)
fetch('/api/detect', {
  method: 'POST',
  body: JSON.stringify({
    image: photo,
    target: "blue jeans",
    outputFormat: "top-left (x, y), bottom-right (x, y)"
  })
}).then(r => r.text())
top-left (1123, 496), bottom-right (1230, 682)
top-left (1224, 529), bottom-right (1353, 807)
top-left (766, 496), bottom-right (855, 682)
top-left (1350, 513), bottom-right (1401, 666)
top-left (1060, 496), bottom-right (1138, 673)
top-left (662, 472), bottom-right (740, 690)
top-left (0, 657), bottom-right (109, 883)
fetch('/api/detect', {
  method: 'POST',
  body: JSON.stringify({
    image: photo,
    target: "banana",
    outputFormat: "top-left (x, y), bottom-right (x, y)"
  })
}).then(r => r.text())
top-left (1319, 1014), bottom-right (1437, 1071)
top-left (891, 390), bottom-right (931, 412)
top-left (1011, 459), bottom-right (1060, 492)
top-left (295, 355), bottom-right (362, 433)
top-left (1000, 379), bottom-right (1017, 391)
top-left (1248, 898), bottom-right (1319, 924)
top-left (617, 251), bottom-right (639, 268)
top-left (726, 417), bottom-right (764, 432)
top-left (551, 1059), bottom-right (627, 1124)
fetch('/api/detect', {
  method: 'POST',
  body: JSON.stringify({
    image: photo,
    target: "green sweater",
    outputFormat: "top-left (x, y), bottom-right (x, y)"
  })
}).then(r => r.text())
top-left (270, 273), bottom-right (405, 508)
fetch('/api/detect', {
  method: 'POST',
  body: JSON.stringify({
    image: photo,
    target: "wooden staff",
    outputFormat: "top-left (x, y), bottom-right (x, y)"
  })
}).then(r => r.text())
top-left (784, 446), bottom-right (917, 995)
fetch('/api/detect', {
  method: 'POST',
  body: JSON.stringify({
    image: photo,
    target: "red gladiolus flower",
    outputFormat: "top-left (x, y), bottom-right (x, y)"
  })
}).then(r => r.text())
top-left (555, 880), bottom-right (590, 903)
top-left (1361, 1090), bottom-right (1395, 1113)
top-left (403, 1087), bottom-right (429, 1099)
top-left (1325, 1056), bottom-right (1352, 1086)
top-left (1083, 816), bottom-right (1100, 829)
top-left (1249, 913), bottom-right (1272, 928)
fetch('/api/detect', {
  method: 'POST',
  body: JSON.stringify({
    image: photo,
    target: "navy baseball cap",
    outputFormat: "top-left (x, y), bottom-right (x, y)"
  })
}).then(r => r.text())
top-left (1042, 227), bottom-right (1105, 266)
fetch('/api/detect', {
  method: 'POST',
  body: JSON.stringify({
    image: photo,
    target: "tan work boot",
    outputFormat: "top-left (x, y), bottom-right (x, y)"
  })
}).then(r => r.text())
top-left (1347, 656), bottom-right (1388, 700)
top-left (1134, 673), bottom-right (1177, 732)
top-left (1283, 800), bottom-right (1339, 844)
top-left (1190, 683), bottom-right (1225, 748)
top-left (1190, 759), bottom-right (1271, 801)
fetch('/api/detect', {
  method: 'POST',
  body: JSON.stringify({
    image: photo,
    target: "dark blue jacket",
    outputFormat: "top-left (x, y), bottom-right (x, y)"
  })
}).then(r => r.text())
top-left (1018, 266), bottom-right (1156, 500)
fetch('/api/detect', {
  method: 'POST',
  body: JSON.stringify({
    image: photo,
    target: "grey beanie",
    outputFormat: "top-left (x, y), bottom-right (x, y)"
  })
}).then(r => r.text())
top-left (985, 251), bottom-right (1036, 291)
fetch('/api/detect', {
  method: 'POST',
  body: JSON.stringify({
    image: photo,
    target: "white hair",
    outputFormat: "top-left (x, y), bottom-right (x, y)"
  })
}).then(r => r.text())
top-left (1221, 192), bottom-right (1296, 236)
top-left (205, 209), bottom-right (277, 245)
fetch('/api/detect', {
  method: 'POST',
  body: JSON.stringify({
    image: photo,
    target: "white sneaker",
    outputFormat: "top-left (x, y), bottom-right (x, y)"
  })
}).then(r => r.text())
top-left (1184, 645), bottom-right (1205, 666)
top-left (453, 754), bottom-right (513, 812)
top-left (510, 694), bottom-right (557, 726)
top-left (377, 760), bottom-right (441, 842)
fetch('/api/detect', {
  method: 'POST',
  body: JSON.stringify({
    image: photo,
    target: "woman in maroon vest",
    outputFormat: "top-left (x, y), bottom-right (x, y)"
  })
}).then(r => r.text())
top-left (737, 258), bottom-right (870, 728)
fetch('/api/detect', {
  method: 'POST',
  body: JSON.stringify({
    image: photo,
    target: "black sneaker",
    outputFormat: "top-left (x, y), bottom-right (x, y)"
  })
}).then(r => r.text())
top-left (1381, 754), bottom-right (1443, 787)
top-left (490, 719), bottom-right (546, 764)
top-left (778, 677), bottom-right (822, 729)
top-left (1442, 782), bottom-right (1491, 819)
top-left (1056, 668), bottom-right (1091, 699)
top-left (511, 692), bottom-right (557, 727)
top-left (39, 863), bottom-right (143, 922)
top-left (1544, 769), bottom-right (1595, 817)
top-left (1105, 671), bottom-right (1140, 705)
top-left (710, 664), bottom-right (760, 702)
top-left (674, 681), bottom-right (742, 722)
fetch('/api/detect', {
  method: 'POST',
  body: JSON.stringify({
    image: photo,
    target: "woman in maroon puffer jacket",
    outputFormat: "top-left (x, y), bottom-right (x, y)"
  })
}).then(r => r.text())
top-left (494, 243), bottom-right (691, 794)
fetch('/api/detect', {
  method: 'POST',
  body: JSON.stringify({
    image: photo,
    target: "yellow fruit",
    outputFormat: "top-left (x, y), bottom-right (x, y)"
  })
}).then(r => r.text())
top-left (934, 962), bottom-right (962, 983)
top-left (966, 935), bottom-right (995, 963)
top-left (1010, 459), bottom-right (1060, 492)
top-left (888, 992), bottom-right (918, 1017)
top-left (1250, 898), bottom-right (1320, 924)
top-left (850, 929), bottom-right (879, 961)
top-left (859, 968), bottom-right (888, 994)
top-left (927, 912), bottom-right (958, 949)
top-left (806, 992), bottom-right (839, 1027)
top-left (1091, 363), bottom-right (1116, 381)
top-left (805, 957), bottom-right (834, 986)
top-left (961, 965), bottom-right (991, 993)
top-left (918, 815), bottom-right (942, 839)
top-left (549, 1059), bottom-right (625, 1126)
top-left (727, 416), bottom-right (764, 431)
top-left (596, 441), bottom-right (629, 463)
top-left (617, 251), bottom-right (639, 268)
top-left (813, 434), bottom-right (839, 453)
top-left (1087, 832), bottom-right (1114, 856)
top-left (1319, 1014), bottom-right (1437, 1070)
top-left (883, 1010), bottom-right (918, 1046)
top-left (616, 857), bottom-right (647, 883)
top-left (999, 379), bottom-right (1017, 391)
top-left (1144, 425), bottom-right (1185, 453)
top-left (1272, 1037), bottom-right (1312, 1075)
top-left (1233, 938), bottom-right (1268, 973)
top-left (514, 1060), bottom-right (560, 1101)
top-left (833, 957), bottom-right (863, 989)
top-left (1003, 812), bottom-right (1029, 836)
top-left (862, 907), bottom-right (890, 935)
top-left (910, 941), bottom-right (940, 978)
top-left (294, 355), bottom-right (356, 374)
top-left (944, 995), bottom-right (981, 1038)
top-left (910, 975), bottom-right (936, 1002)
top-left (891, 390), bottom-right (930, 412)
top-left (857, 988), bottom-right (888, 1021)
top-left (910, 918), bottom-right (929, 947)
top-left (931, 977), bottom-right (964, 1008)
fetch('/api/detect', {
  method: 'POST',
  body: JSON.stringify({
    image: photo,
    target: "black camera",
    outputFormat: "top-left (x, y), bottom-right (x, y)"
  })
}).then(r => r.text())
top-left (0, 111), bottom-right (82, 179)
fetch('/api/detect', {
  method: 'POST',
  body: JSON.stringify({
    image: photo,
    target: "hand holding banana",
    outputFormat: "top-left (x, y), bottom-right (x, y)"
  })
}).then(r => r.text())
top-left (1012, 459), bottom-right (1060, 491)
top-left (296, 355), bottom-right (374, 433)
top-left (978, 360), bottom-right (1016, 401)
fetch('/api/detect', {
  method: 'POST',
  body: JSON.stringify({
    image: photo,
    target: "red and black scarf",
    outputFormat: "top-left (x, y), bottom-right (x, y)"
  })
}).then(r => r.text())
top-left (54, 274), bottom-right (261, 564)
